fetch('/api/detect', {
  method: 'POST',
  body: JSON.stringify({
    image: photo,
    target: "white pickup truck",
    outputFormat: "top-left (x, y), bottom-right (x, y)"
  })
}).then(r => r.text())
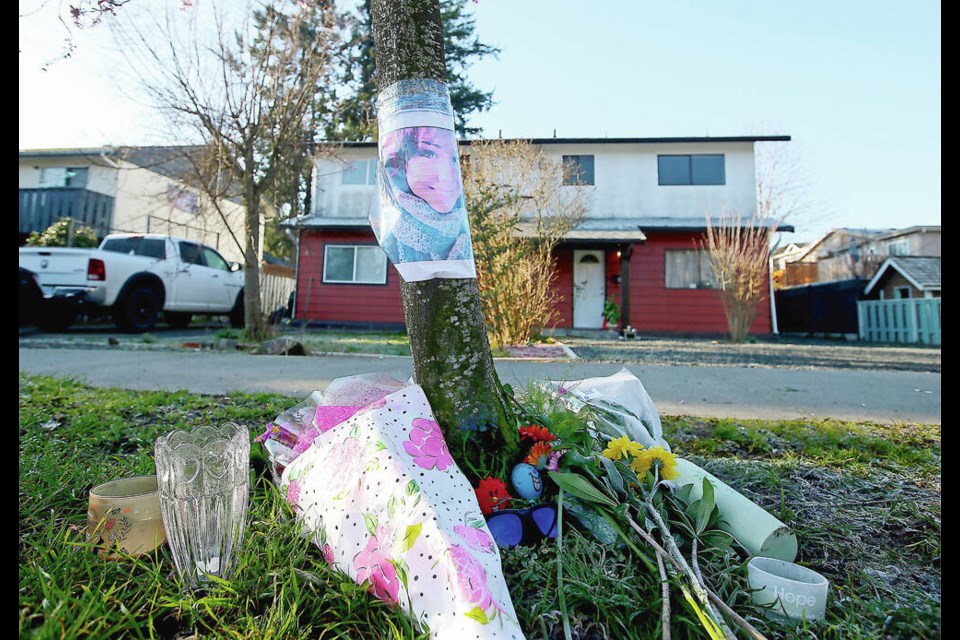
top-left (19, 234), bottom-right (245, 332)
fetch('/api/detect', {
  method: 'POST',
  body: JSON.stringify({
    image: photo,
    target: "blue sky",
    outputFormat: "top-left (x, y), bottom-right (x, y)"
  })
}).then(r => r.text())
top-left (19, 0), bottom-right (940, 242)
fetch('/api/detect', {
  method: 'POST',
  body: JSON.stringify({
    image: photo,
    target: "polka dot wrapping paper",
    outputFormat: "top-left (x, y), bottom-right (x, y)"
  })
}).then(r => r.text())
top-left (277, 383), bottom-right (525, 639)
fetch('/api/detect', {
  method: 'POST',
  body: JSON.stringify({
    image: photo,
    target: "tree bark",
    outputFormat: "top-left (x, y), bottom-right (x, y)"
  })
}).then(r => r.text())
top-left (369, 0), bottom-right (518, 475)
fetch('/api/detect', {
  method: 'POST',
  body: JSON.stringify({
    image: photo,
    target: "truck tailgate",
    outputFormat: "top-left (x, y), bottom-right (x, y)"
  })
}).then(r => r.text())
top-left (18, 248), bottom-right (94, 289)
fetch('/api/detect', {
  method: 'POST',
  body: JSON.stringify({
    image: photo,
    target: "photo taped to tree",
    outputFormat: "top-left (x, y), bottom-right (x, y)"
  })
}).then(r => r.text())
top-left (371, 79), bottom-right (476, 281)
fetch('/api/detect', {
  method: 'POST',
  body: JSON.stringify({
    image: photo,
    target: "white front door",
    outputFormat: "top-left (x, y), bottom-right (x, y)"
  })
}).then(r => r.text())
top-left (573, 250), bottom-right (605, 329)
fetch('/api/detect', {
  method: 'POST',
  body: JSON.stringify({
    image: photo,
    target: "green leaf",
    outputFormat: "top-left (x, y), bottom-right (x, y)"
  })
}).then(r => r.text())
top-left (406, 479), bottom-right (420, 496)
top-left (392, 559), bottom-right (409, 590)
top-left (680, 585), bottom-right (726, 640)
top-left (695, 478), bottom-right (716, 535)
top-left (464, 606), bottom-right (490, 624)
top-left (597, 455), bottom-right (624, 495)
top-left (363, 512), bottom-right (378, 537)
top-left (676, 483), bottom-right (694, 505)
top-left (547, 471), bottom-right (618, 508)
top-left (400, 523), bottom-right (422, 552)
top-left (387, 495), bottom-right (399, 520)
top-left (503, 383), bottom-right (514, 398)
top-left (373, 441), bottom-right (387, 451)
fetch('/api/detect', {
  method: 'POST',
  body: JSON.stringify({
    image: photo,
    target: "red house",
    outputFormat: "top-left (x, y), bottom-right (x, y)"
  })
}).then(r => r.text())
top-left (291, 136), bottom-right (789, 336)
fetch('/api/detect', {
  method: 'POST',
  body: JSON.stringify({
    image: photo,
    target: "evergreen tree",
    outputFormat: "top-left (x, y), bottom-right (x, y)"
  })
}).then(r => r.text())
top-left (331, 0), bottom-right (497, 141)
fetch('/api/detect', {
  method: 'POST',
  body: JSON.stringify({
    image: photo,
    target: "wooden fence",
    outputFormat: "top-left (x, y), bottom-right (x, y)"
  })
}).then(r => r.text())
top-left (857, 298), bottom-right (941, 345)
top-left (260, 263), bottom-right (296, 316)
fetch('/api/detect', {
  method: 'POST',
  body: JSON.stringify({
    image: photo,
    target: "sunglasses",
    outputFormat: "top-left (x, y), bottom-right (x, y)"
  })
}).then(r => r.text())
top-left (486, 504), bottom-right (558, 548)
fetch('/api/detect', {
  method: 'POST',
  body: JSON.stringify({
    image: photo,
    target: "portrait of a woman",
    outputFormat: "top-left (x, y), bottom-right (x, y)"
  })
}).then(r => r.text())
top-left (375, 126), bottom-right (473, 267)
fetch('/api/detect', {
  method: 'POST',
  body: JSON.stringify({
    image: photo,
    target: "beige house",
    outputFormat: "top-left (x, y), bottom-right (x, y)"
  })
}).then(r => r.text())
top-left (791, 225), bottom-right (941, 283)
top-left (18, 147), bottom-right (246, 262)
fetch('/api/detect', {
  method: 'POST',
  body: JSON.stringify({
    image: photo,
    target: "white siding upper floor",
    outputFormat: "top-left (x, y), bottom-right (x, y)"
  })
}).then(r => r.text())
top-left (310, 137), bottom-right (773, 225)
top-left (19, 156), bottom-right (118, 196)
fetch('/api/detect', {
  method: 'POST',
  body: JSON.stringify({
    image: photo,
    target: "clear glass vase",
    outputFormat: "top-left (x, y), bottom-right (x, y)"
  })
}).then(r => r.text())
top-left (155, 422), bottom-right (249, 590)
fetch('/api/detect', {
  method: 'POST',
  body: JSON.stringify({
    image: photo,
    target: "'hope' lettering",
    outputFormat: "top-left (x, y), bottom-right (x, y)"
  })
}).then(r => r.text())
top-left (773, 585), bottom-right (816, 607)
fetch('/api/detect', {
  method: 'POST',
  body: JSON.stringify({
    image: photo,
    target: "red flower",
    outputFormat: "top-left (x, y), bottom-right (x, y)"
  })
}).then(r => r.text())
top-left (475, 477), bottom-right (513, 516)
top-left (519, 424), bottom-right (556, 442)
top-left (525, 441), bottom-right (553, 467)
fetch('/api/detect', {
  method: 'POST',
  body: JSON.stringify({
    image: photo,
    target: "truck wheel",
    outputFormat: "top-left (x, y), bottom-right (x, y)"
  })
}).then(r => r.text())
top-left (165, 311), bottom-right (193, 330)
top-left (115, 286), bottom-right (161, 332)
top-left (229, 294), bottom-right (244, 329)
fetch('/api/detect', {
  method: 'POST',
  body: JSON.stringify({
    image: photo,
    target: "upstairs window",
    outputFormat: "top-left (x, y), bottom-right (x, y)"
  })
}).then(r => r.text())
top-left (665, 250), bottom-right (717, 289)
top-left (658, 154), bottom-right (725, 185)
top-left (887, 239), bottom-right (909, 256)
top-left (341, 159), bottom-right (377, 185)
top-left (323, 244), bottom-right (388, 284)
top-left (562, 155), bottom-right (595, 185)
top-left (38, 166), bottom-right (89, 188)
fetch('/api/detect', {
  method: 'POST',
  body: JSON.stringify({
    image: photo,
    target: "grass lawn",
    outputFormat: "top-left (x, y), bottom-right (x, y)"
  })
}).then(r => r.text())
top-left (19, 375), bottom-right (940, 639)
top-left (294, 331), bottom-right (412, 357)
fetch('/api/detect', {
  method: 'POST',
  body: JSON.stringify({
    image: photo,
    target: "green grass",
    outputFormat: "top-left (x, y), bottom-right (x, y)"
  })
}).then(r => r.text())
top-left (296, 332), bottom-right (411, 357)
top-left (19, 375), bottom-right (940, 639)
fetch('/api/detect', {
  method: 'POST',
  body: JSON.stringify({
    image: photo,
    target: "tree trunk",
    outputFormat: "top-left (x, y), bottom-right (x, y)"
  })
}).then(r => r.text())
top-left (369, 0), bottom-right (518, 476)
top-left (242, 176), bottom-right (267, 340)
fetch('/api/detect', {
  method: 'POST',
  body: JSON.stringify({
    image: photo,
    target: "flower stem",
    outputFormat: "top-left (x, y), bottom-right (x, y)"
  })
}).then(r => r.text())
top-left (556, 488), bottom-right (573, 640)
top-left (656, 552), bottom-right (672, 640)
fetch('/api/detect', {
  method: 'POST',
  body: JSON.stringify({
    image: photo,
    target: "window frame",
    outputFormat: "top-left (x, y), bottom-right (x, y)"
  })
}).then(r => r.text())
top-left (562, 154), bottom-right (595, 186)
top-left (657, 154), bottom-right (726, 186)
top-left (322, 243), bottom-right (389, 285)
top-left (887, 239), bottom-right (909, 256)
top-left (340, 158), bottom-right (378, 186)
top-left (664, 249), bottom-right (718, 289)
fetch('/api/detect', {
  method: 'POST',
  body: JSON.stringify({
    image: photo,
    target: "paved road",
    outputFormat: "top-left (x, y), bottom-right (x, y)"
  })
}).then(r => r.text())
top-left (19, 347), bottom-right (941, 424)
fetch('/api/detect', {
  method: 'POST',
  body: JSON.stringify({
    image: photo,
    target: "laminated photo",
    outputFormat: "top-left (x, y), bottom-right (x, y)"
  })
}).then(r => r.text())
top-left (372, 79), bottom-right (476, 281)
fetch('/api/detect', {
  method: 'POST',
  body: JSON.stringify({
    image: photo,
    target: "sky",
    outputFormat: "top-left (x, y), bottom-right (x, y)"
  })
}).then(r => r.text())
top-left (19, 0), bottom-right (940, 243)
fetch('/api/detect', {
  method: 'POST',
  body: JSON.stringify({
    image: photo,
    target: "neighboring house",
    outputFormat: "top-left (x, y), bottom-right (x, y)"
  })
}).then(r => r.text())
top-left (793, 226), bottom-right (941, 284)
top-left (771, 242), bottom-right (808, 270)
top-left (19, 147), bottom-right (246, 262)
top-left (863, 256), bottom-right (941, 300)
top-left (291, 135), bottom-right (790, 335)
top-left (772, 241), bottom-right (814, 288)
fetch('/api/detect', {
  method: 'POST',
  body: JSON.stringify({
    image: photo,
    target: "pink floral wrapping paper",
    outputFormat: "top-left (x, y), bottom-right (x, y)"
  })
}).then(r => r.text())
top-left (278, 384), bottom-right (525, 639)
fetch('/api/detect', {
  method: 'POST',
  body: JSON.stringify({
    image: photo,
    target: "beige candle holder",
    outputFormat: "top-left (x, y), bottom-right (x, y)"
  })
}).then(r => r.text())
top-left (87, 475), bottom-right (166, 558)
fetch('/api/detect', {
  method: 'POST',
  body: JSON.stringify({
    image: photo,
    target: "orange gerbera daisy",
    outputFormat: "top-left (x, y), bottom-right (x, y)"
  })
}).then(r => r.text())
top-left (525, 441), bottom-right (553, 467)
top-left (519, 424), bottom-right (557, 442)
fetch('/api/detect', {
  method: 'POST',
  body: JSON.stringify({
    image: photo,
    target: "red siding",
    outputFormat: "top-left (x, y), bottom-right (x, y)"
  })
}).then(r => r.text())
top-left (626, 232), bottom-right (771, 335)
top-left (294, 229), bottom-right (772, 335)
top-left (296, 229), bottom-right (405, 326)
top-left (551, 249), bottom-right (574, 328)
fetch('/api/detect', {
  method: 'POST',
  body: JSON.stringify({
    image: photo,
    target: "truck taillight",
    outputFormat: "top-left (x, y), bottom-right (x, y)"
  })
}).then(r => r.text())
top-left (87, 259), bottom-right (106, 281)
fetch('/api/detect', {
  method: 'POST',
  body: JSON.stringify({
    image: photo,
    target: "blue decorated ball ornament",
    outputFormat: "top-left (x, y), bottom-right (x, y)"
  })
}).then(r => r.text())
top-left (511, 463), bottom-right (543, 500)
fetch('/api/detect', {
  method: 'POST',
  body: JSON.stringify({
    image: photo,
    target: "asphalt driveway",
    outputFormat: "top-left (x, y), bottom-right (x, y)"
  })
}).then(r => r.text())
top-left (18, 347), bottom-right (941, 424)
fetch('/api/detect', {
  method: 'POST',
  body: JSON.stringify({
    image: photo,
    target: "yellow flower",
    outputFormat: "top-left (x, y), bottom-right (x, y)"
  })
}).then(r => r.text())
top-left (629, 453), bottom-right (652, 478)
top-left (602, 435), bottom-right (644, 461)
top-left (645, 446), bottom-right (679, 480)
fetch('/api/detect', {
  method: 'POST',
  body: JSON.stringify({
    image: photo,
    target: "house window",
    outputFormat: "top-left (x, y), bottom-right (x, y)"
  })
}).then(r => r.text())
top-left (887, 239), bottom-right (909, 256)
top-left (323, 244), bottom-right (388, 284)
top-left (341, 159), bottom-right (377, 185)
top-left (38, 166), bottom-right (88, 188)
top-left (665, 250), bottom-right (717, 289)
top-left (658, 154), bottom-right (725, 185)
top-left (895, 286), bottom-right (911, 299)
top-left (562, 155), bottom-right (595, 185)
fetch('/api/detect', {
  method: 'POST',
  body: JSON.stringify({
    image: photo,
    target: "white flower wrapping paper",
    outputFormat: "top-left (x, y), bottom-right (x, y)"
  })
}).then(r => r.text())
top-left (275, 382), bottom-right (525, 639)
